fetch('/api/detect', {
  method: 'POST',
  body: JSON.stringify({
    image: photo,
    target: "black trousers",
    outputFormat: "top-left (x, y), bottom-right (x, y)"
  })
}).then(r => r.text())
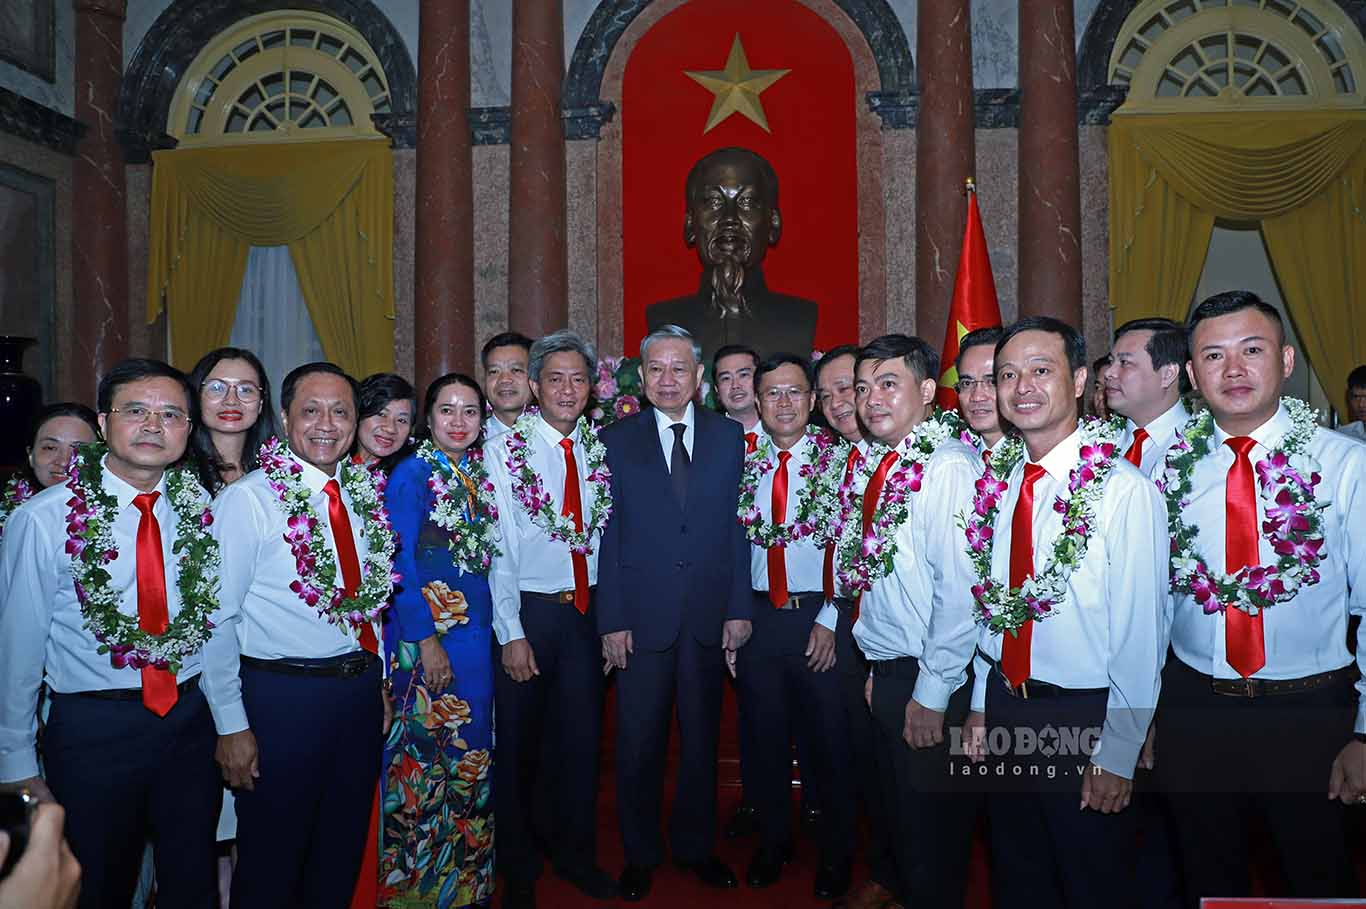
top-left (230, 657), bottom-right (383, 909)
top-left (1156, 656), bottom-right (1358, 907)
top-left (982, 670), bottom-right (1137, 909)
top-left (493, 593), bottom-right (604, 881)
top-left (868, 657), bottom-right (979, 909)
top-left (43, 682), bottom-right (220, 909)
top-left (735, 593), bottom-right (854, 859)
top-left (834, 600), bottom-right (897, 889)
top-left (615, 630), bottom-right (724, 866)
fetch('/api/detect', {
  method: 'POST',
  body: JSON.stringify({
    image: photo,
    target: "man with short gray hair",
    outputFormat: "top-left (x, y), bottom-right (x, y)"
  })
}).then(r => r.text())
top-left (487, 329), bottom-right (618, 907)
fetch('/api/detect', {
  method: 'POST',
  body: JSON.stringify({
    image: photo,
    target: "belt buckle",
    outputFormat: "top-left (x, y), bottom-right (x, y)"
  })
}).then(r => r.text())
top-left (1016, 680), bottom-right (1029, 700)
top-left (1220, 677), bottom-right (1257, 697)
top-left (341, 656), bottom-right (368, 679)
top-left (558, 590), bottom-right (575, 604)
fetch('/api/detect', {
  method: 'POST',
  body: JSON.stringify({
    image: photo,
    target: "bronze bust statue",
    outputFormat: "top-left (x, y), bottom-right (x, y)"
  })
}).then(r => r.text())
top-left (645, 147), bottom-right (818, 362)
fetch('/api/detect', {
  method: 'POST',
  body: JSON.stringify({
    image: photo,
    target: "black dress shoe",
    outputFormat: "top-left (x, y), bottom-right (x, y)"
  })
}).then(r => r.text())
top-left (554, 864), bottom-right (620, 900)
top-left (676, 855), bottom-right (739, 889)
top-left (814, 857), bottom-right (853, 899)
top-left (724, 804), bottom-right (759, 838)
top-left (618, 864), bottom-right (653, 902)
top-left (745, 844), bottom-right (792, 888)
top-left (501, 878), bottom-right (536, 909)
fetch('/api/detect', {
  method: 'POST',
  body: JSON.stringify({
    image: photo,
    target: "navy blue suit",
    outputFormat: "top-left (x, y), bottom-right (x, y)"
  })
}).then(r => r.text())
top-left (597, 406), bottom-right (752, 865)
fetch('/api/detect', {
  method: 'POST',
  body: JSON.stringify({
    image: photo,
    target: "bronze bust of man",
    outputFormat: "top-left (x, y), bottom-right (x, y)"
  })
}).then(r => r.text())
top-left (646, 147), bottom-right (818, 362)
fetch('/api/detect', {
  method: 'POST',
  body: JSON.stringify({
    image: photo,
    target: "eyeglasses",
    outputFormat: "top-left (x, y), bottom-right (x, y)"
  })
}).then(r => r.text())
top-left (108, 406), bottom-right (191, 428)
top-left (202, 379), bottom-right (261, 403)
top-left (954, 377), bottom-right (996, 394)
top-left (761, 387), bottom-right (809, 402)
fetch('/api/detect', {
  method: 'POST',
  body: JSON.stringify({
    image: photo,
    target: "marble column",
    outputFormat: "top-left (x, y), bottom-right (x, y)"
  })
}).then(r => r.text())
top-left (414, 0), bottom-right (474, 384)
top-left (915, 0), bottom-right (975, 347)
top-left (1018, 0), bottom-right (1082, 325)
top-left (72, 0), bottom-right (128, 398)
top-left (508, 0), bottom-right (568, 338)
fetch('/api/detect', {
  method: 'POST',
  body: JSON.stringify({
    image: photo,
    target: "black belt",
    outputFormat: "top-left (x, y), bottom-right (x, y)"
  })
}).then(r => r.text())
top-left (240, 652), bottom-right (377, 679)
top-left (523, 587), bottom-right (595, 605)
top-left (69, 674), bottom-right (201, 702)
top-left (1204, 664), bottom-right (1356, 698)
top-left (978, 648), bottom-right (1107, 700)
top-left (753, 590), bottom-right (824, 611)
top-left (871, 656), bottom-right (919, 679)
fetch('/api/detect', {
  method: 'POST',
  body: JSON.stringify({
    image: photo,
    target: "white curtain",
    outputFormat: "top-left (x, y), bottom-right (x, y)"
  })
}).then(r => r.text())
top-left (229, 245), bottom-right (326, 407)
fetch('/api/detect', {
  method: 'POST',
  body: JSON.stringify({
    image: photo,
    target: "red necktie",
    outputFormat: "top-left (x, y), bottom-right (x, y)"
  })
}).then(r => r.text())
top-left (132, 493), bottom-right (177, 716)
top-left (1224, 436), bottom-right (1265, 678)
top-left (745, 432), bottom-right (758, 454)
top-left (559, 439), bottom-right (590, 615)
top-left (1002, 464), bottom-right (1047, 687)
top-left (853, 450), bottom-right (901, 621)
top-left (768, 451), bottom-right (792, 607)
top-left (824, 446), bottom-right (864, 600)
top-left (323, 480), bottom-right (378, 654)
top-left (1124, 428), bottom-right (1149, 468)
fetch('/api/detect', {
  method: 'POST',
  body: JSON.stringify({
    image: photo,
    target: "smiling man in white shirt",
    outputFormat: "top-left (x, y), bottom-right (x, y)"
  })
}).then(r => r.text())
top-left (1155, 291), bottom-right (1366, 905)
top-left (1103, 318), bottom-right (1191, 478)
top-left (205, 362), bottom-right (392, 909)
top-left (0, 358), bottom-right (229, 908)
top-left (734, 353), bottom-right (853, 899)
top-left (954, 327), bottom-right (1006, 460)
top-left (481, 331), bottom-right (534, 442)
top-left (846, 334), bottom-right (983, 909)
top-left (486, 330), bottom-right (618, 908)
top-left (965, 317), bottom-right (1167, 909)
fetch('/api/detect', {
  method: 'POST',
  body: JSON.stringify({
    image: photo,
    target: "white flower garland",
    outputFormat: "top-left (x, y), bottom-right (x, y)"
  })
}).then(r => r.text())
top-left (1157, 397), bottom-right (1326, 616)
top-left (503, 414), bottom-right (612, 555)
top-left (258, 438), bottom-right (398, 633)
top-left (832, 410), bottom-right (962, 593)
top-left (416, 441), bottom-right (501, 574)
top-left (64, 443), bottom-right (220, 673)
top-left (737, 428), bottom-right (848, 548)
top-left (958, 418), bottom-right (1126, 634)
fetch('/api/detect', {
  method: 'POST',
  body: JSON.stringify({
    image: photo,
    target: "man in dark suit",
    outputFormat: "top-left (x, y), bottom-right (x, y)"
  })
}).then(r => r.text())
top-left (598, 324), bottom-right (754, 901)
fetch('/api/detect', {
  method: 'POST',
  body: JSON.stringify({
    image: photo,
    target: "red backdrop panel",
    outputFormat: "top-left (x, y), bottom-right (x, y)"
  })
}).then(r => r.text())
top-left (621, 0), bottom-right (860, 356)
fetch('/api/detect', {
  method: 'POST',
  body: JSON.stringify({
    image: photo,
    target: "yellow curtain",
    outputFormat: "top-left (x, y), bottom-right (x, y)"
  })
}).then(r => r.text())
top-left (1108, 111), bottom-right (1366, 400)
top-left (147, 139), bottom-right (394, 377)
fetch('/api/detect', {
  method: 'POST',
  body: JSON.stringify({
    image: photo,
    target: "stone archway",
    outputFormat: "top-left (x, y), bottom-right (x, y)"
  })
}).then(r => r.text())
top-left (116, 0), bottom-right (417, 161)
top-left (570, 0), bottom-right (913, 355)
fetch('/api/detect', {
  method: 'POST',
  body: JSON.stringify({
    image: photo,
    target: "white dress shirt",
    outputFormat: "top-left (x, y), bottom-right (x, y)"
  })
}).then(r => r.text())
top-left (970, 427), bottom-right (1168, 778)
top-left (1164, 403), bottom-right (1366, 732)
top-left (0, 461), bottom-right (237, 780)
top-left (854, 437), bottom-right (983, 711)
top-left (653, 401), bottom-right (696, 467)
top-left (747, 433), bottom-right (838, 633)
top-left (1120, 400), bottom-right (1190, 478)
top-left (487, 415), bottom-right (602, 645)
top-left (202, 455), bottom-right (378, 735)
top-left (484, 414), bottom-right (517, 443)
top-left (1338, 420), bottom-right (1366, 443)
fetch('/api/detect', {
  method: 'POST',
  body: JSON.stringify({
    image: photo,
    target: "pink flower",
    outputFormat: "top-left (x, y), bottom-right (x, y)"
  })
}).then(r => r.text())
top-left (614, 395), bottom-right (641, 419)
top-left (595, 375), bottom-right (619, 399)
top-left (1261, 489), bottom-right (1309, 536)
top-left (965, 522), bottom-right (993, 552)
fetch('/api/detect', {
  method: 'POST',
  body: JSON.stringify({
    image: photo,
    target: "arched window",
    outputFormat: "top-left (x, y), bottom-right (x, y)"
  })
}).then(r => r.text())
top-left (167, 10), bottom-right (390, 144)
top-left (1108, 0), bottom-right (1366, 110)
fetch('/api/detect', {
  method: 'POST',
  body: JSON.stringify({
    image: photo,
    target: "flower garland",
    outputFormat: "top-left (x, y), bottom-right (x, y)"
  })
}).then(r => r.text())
top-left (1157, 397), bottom-right (1325, 616)
top-left (503, 414), bottom-right (612, 555)
top-left (958, 418), bottom-right (1125, 635)
top-left (258, 438), bottom-right (398, 633)
top-left (832, 409), bottom-right (963, 593)
top-left (416, 440), bottom-right (501, 574)
top-left (737, 428), bottom-right (848, 548)
top-left (64, 443), bottom-right (220, 673)
top-left (0, 475), bottom-right (35, 538)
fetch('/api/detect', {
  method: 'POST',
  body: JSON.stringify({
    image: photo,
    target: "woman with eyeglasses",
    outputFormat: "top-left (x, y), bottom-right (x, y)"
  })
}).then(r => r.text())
top-left (186, 348), bottom-right (280, 494)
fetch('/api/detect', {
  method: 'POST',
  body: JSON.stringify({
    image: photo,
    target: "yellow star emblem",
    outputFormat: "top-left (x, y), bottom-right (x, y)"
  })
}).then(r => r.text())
top-left (684, 34), bottom-right (791, 134)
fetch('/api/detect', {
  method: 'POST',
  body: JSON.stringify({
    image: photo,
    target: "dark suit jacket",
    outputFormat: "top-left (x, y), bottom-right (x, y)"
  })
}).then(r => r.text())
top-left (596, 406), bottom-right (752, 650)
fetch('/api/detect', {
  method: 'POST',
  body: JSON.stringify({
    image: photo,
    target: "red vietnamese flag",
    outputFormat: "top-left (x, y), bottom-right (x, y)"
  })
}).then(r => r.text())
top-left (935, 184), bottom-right (1002, 409)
